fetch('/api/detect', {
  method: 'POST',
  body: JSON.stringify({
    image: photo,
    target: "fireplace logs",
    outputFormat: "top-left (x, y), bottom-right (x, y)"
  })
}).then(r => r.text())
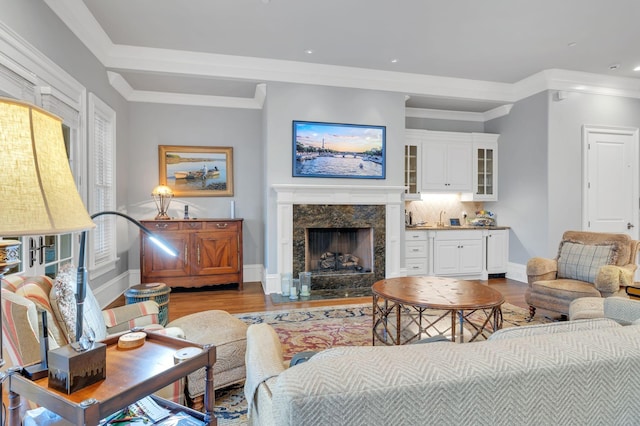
top-left (319, 252), bottom-right (362, 271)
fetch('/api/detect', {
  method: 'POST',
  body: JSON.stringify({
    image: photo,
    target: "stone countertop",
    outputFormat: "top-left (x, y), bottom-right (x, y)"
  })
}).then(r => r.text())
top-left (406, 225), bottom-right (510, 231)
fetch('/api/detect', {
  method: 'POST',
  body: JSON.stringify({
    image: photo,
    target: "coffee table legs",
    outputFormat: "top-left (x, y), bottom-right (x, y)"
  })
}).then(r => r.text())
top-left (373, 294), bottom-right (503, 345)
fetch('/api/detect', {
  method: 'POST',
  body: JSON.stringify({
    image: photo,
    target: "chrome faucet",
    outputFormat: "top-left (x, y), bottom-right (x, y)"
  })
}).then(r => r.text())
top-left (438, 210), bottom-right (446, 227)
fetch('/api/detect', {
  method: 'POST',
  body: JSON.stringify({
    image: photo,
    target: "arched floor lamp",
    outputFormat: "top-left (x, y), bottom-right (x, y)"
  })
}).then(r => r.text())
top-left (75, 211), bottom-right (178, 345)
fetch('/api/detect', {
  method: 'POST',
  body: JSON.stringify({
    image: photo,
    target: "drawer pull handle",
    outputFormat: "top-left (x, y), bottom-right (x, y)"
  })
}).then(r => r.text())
top-left (197, 245), bottom-right (200, 265)
top-left (184, 245), bottom-right (188, 264)
top-left (155, 223), bottom-right (168, 229)
top-left (216, 223), bottom-right (228, 229)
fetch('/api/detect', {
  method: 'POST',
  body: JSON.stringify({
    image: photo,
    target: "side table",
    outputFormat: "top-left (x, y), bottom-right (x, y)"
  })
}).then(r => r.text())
top-left (7, 331), bottom-right (216, 425)
top-left (125, 283), bottom-right (171, 326)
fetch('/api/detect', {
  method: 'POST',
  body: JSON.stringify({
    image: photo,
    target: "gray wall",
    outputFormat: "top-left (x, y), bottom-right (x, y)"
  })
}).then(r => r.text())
top-left (485, 92), bottom-right (549, 264)
top-left (547, 91), bottom-right (640, 253)
top-left (487, 90), bottom-right (640, 266)
top-left (263, 83), bottom-right (406, 274)
top-left (127, 103), bottom-right (264, 266)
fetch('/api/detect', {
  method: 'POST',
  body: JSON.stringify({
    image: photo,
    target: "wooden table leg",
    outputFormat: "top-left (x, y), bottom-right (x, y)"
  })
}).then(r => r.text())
top-left (203, 344), bottom-right (217, 425)
top-left (7, 388), bottom-right (21, 426)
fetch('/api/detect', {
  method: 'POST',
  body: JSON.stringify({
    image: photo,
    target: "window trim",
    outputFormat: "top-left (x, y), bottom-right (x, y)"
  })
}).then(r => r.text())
top-left (88, 93), bottom-right (117, 278)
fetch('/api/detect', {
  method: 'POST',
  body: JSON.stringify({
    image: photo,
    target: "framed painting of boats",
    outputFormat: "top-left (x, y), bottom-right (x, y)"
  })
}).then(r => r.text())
top-left (159, 145), bottom-right (234, 197)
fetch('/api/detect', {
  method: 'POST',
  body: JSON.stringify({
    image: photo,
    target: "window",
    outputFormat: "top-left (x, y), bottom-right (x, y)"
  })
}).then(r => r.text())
top-left (88, 93), bottom-right (116, 276)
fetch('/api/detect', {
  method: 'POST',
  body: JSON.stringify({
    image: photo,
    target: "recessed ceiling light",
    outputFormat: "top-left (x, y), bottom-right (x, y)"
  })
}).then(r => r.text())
top-left (634, 66), bottom-right (640, 72)
top-left (390, 59), bottom-right (399, 64)
top-left (609, 63), bottom-right (620, 70)
top-left (305, 49), bottom-right (314, 55)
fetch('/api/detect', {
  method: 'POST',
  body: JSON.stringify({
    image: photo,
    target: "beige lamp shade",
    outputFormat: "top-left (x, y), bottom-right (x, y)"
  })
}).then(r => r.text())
top-left (0, 98), bottom-right (94, 236)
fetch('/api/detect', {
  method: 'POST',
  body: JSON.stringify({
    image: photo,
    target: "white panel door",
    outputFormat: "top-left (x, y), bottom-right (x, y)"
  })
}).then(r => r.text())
top-left (584, 126), bottom-right (639, 238)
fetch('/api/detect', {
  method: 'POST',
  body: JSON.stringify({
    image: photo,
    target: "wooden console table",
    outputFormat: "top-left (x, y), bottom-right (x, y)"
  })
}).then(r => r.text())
top-left (141, 219), bottom-right (243, 289)
top-left (7, 331), bottom-right (216, 425)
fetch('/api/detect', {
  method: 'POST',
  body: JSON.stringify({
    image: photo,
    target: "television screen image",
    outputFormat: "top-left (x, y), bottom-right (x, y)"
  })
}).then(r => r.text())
top-left (293, 120), bottom-right (386, 179)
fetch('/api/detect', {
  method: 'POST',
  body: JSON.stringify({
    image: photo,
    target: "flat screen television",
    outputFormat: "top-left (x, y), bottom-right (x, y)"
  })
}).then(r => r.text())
top-left (293, 120), bottom-right (386, 179)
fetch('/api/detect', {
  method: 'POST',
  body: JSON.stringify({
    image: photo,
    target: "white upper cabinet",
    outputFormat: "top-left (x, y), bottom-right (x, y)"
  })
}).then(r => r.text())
top-left (405, 129), bottom-right (498, 198)
top-left (404, 133), bottom-right (422, 199)
top-left (422, 131), bottom-right (473, 192)
top-left (469, 133), bottom-right (499, 201)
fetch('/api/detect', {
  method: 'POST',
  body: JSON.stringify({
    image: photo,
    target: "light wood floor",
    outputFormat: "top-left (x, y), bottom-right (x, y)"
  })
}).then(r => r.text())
top-left (130, 277), bottom-right (535, 323)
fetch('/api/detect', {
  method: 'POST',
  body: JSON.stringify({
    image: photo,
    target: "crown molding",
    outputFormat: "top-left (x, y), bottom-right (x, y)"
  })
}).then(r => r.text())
top-left (107, 71), bottom-right (265, 109)
top-left (46, 0), bottom-right (640, 111)
top-left (405, 107), bottom-right (486, 122)
top-left (405, 104), bottom-right (513, 122)
top-left (43, 0), bottom-right (113, 62)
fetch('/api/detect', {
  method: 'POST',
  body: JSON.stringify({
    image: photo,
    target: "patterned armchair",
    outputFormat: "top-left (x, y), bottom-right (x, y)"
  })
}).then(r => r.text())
top-left (1, 265), bottom-right (185, 402)
top-left (525, 230), bottom-right (640, 320)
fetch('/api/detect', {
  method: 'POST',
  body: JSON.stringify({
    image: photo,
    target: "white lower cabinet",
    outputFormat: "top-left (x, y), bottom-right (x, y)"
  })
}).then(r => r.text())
top-left (404, 228), bottom-right (508, 279)
top-left (486, 229), bottom-right (509, 274)
top-left (405, 230), bottom-right (428, 276)
top-left (433, 231), bottom-right (483, 276)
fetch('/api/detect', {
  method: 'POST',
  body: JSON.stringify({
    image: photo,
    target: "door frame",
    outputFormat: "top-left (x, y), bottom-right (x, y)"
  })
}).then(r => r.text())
top-left (582, 124), bottom-right (639, 237)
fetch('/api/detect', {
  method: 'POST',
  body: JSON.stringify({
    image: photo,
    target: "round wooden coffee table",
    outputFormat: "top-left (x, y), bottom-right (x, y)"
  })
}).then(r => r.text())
top-left (372, 276), bottom-right (504, 345)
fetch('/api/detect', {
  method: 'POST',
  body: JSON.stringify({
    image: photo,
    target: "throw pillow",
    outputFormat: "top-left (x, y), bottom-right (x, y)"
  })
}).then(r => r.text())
top-left (14, 276), bottom-right (68, 347)
top-left (50, 264), bottom-right (107, 342)
top-left (557, 241), bottom-right (616, 283)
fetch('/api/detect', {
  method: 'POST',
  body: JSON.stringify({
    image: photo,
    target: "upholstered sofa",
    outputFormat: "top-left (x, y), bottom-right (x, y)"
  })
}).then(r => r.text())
top-left (245, 298), bottom-right (640, 426)
top-left (525, 230), bottom-right (639, 319)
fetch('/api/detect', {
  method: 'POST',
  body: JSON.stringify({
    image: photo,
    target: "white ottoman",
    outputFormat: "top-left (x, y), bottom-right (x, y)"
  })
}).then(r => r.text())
top-left (167, 310), bottom-right (248, 410)
top-left (569, 297), bottom-right (605, 321)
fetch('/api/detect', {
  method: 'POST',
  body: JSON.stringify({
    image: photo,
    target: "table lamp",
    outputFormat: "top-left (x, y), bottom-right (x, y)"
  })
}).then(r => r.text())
top-left (0, 98), bottom-right (95, 384)
top-left (152, 185), bottom-right (174, 220)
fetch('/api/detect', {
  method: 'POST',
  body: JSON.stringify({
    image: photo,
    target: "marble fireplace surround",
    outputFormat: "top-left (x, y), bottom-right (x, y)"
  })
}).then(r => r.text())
top-left (271, 184), bottom-right (404, 295)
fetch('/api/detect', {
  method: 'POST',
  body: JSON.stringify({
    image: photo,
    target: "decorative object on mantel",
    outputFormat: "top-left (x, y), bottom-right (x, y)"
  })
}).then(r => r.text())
top-left (0, 98), bottom-right (95, 385)
top-left (151, 185), bottom-right (174, 220)
top-left (158, 145), bottom-right (234, 197)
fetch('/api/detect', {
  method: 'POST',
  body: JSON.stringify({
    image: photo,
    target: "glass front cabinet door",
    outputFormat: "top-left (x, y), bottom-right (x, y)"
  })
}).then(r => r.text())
top-left (404, 131), bottom-right (422, 199)
top-left (472, 134), bottom-right (499, 201)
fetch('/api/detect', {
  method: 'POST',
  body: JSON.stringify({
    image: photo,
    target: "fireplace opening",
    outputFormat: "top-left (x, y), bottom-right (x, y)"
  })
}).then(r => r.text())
top-left (305, 227), bottom-right (373, 276)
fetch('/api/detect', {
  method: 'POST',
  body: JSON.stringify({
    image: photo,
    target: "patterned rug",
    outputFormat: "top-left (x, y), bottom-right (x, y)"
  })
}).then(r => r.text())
top-left (214, 302), bottom-right (550, 425)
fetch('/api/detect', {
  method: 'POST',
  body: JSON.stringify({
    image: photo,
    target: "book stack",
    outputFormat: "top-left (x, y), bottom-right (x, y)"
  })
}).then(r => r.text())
top-left (625, 286), bottom-right (640, 300)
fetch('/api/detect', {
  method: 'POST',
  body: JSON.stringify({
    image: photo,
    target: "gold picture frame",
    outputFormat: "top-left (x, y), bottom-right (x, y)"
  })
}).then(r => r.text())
top-left (159, 145), bottom-right (234, 197)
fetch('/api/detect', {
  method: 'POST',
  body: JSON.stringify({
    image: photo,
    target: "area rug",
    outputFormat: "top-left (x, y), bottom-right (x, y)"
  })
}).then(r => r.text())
top-left (214, 302), bottom-right (550, 425)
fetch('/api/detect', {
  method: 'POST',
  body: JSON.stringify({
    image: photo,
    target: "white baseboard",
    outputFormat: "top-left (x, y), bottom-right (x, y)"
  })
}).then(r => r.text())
top-left (506, 262), bottom-right (527, 283)
top-left (93, 271), bottom-right (131, 308)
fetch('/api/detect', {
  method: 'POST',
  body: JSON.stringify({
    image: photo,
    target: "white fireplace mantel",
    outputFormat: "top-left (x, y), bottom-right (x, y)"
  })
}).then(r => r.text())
top-left (267, 184), bottom-right (405, 294)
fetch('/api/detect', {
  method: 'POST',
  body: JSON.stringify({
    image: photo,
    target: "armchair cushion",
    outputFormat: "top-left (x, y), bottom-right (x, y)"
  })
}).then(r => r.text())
top-left (102, 301), bottom-right (160, 334)
top-left (594, 264), bottom-right (634, 293)
top-left (557, 241), bottom-right (616, 283)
